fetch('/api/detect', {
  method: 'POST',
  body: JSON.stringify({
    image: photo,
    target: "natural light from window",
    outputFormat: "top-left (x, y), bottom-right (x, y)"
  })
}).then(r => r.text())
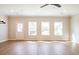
top-left (17, 23), bottom-right (23, 32)
top-left (41, 21), bottom-right (50, 35)
top-left (28, 21), bottom-right (37, 36)
top-left (54, 22), bottom-right (63, 36)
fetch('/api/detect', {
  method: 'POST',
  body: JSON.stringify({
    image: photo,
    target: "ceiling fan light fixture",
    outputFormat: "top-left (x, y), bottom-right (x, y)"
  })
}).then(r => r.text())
top-left (40, 4), bottom-right (61, 8)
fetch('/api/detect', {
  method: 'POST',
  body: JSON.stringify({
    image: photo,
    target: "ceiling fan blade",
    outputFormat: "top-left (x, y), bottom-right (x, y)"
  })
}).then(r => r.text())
top-left (40, 4), bottom-right (48, 8)
top-left (51, 4), bottom-right (61, 7)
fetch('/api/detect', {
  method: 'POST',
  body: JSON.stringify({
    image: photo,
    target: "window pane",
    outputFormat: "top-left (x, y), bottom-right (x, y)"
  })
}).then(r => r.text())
top-left (54, 22), bottom-right (63, 36)
top-left (17, 23), bottom-right (23, 32)
top-left (41, 21), bottom-right (50, 35)
top-left (28, 21), bottom-right (37, 36)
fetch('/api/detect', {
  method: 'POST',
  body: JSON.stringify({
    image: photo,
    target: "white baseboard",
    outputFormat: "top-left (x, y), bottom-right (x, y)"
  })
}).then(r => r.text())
top-left (0, 39), bottom-right (8, 43)
top-left (70, 42), bottom-right (79, 44)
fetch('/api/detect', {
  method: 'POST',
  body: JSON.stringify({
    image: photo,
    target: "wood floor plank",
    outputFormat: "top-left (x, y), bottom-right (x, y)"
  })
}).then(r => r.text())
top-left (0, 40), bottom-right (79, 55)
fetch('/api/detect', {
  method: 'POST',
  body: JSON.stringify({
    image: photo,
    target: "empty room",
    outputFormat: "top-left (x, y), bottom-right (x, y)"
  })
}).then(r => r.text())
top-left (0, 4), bottom-right (79, 55)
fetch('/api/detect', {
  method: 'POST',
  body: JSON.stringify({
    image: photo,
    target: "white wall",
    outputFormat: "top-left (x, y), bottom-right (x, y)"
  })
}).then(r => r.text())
top-left (0, 16), bottom-right (8, 42)
top-left (71, 15), bottom-right (79, 43)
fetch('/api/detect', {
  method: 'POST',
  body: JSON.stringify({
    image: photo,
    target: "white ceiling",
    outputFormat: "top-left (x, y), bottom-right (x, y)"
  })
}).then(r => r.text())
top-left (0, 4), bottom-right (79, 16)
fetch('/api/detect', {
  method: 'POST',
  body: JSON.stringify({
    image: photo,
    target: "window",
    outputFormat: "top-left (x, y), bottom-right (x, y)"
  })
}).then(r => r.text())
top-left (41, 21), bottom-right (50, 35)
top-left (54, 22), bottom-right (63, 36)
top-left (28, 21), bottom-right (37, 36)
top-left (17, 23), bottom-right (23, 32)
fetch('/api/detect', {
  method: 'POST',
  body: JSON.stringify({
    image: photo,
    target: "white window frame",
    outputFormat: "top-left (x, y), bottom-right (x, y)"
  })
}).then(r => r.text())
top-left (41, 21), bottom-right (50, 35)
top-left (28, 21), bottom-right (37, 36)
top-left (54, 21), bottom-right (63, 36)
top-left (17, 23), bottom-right (23, 32)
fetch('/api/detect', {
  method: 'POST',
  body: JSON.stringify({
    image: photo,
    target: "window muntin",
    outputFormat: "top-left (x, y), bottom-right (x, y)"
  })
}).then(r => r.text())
top-left (54, 22), bottom-right (63, 36)
top-left (17, 23), bottom-right (23, 32)
top-left (28, 21), bottom-right (37, 36)
top-left (41, 21), bottom-right (50, 35)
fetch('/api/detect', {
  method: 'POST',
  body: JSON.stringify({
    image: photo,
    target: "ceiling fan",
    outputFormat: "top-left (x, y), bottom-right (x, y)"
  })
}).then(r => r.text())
top-left (40, 4), bottom-right (61, 8)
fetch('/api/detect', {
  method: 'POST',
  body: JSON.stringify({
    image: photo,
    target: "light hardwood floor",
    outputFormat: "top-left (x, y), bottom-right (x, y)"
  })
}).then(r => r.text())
top-left (0, 40), bottom-right (79, 55)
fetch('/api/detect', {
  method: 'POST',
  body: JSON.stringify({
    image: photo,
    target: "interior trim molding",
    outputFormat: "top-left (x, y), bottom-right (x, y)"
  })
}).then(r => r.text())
top-left (0, 39), bottom-right (8, 43)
